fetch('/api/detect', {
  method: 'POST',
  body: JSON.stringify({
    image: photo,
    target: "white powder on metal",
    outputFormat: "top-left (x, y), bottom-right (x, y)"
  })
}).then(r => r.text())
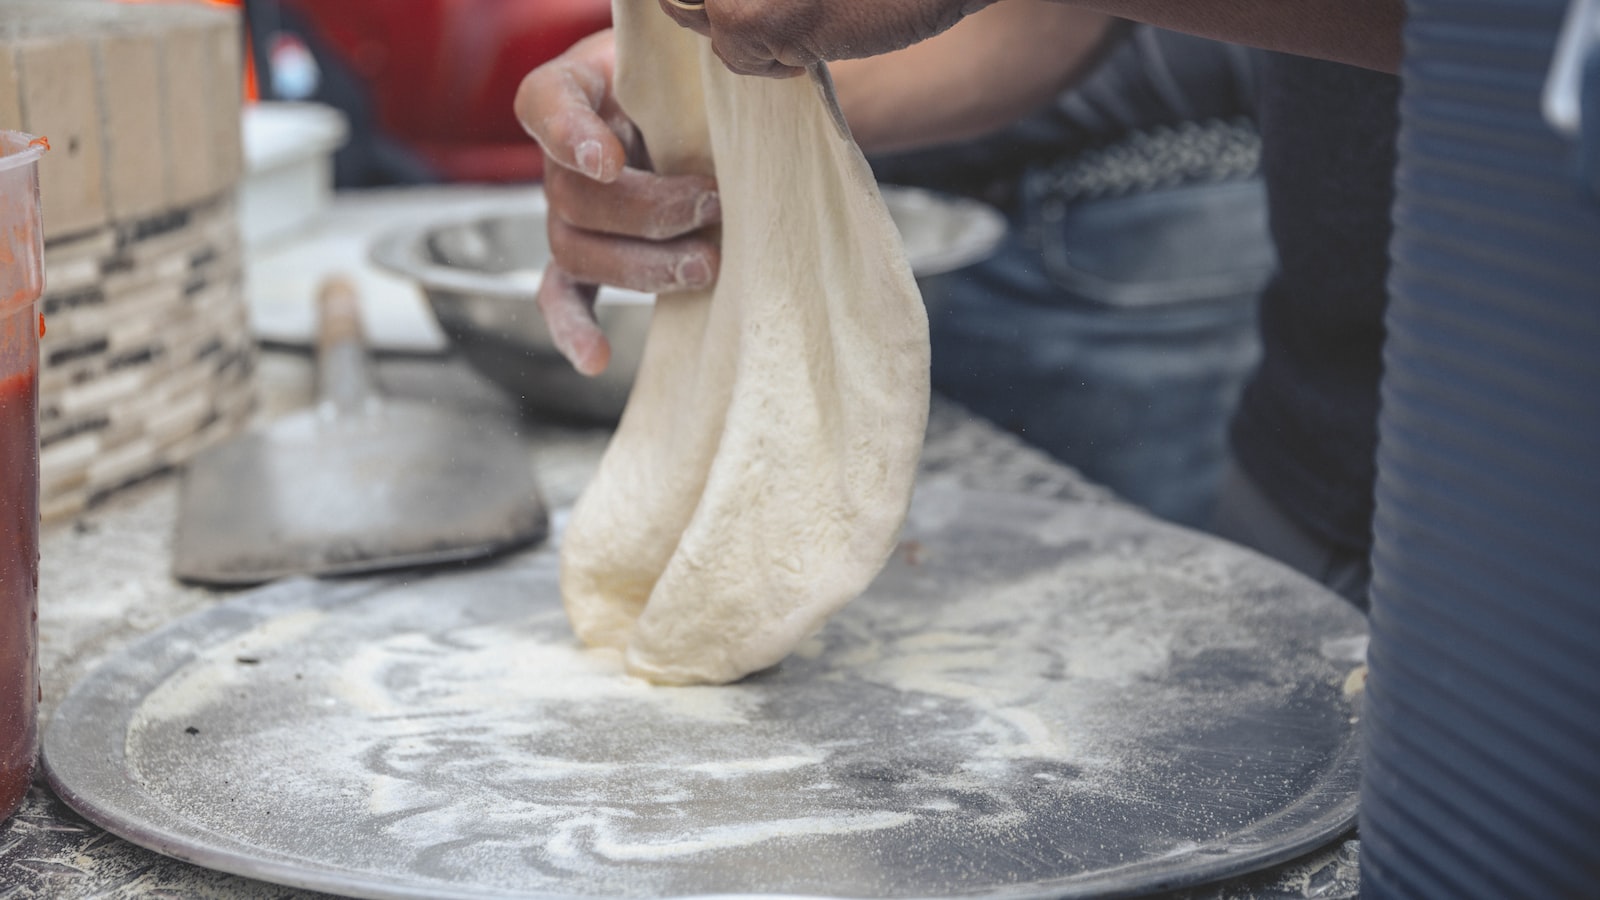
top-left (103, 493), bottom-right (1366, 898)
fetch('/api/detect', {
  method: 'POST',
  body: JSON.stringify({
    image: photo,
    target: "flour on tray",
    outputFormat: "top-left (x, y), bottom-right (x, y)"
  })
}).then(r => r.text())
top-left (113, 491), bottom-right (1366, 897)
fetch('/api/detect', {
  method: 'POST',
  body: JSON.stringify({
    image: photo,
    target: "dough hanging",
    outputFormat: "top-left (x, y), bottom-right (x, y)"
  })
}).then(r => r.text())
top-left (558, 0), bottom-right (930, 685)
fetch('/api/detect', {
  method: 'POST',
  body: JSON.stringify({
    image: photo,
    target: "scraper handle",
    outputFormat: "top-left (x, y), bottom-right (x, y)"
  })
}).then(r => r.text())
top-left (316, 276), bottom-right (377, 417)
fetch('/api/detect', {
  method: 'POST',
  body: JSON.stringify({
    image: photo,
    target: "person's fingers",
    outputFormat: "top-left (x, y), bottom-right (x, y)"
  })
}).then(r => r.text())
top-left (712, 4), bottom-right (815, 75)
top-left (545, 162), bottom-right (720, 242)
top-left (666, 0), bottom-right (981, 78)
top-left (670, 0), bottom-right (810, 77)
top-left (514, 31), bottom-right (628, 183)
top-left (548, 215), bottom-right (721, 295)
top-left (709, 41), bottom-right (807, 79)
top-left (656, 0), bottom-right (712, 36)
top-left (536, 265), bottom-right (612, 376)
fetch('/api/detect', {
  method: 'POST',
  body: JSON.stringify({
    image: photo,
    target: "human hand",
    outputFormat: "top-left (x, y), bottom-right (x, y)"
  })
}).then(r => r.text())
top-left (514, 30), bottom-right (723, 375)
top-left (657, 0), bottom-right (995, 77)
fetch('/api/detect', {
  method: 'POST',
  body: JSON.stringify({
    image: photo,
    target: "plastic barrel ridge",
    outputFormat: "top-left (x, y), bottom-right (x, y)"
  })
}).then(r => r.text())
top-left (1362, 0), bottom-right (1600, 896)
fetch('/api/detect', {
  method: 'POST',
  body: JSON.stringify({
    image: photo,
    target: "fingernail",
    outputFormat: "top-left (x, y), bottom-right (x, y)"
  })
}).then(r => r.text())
top-left (694, 190), bottom-right (720, 226)
top-left (575, 140), bottom-right (604, 180)
top-left (676, 255), bottom-right (712, 288)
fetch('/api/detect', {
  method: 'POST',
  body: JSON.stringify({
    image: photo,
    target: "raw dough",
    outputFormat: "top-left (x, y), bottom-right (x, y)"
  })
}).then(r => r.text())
top-left (557, 0), bottom-right (930, 685)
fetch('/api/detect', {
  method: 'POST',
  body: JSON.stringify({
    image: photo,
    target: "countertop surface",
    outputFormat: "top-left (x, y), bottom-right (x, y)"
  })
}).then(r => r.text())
top-left (2, 347), bottom-right (1359, 899)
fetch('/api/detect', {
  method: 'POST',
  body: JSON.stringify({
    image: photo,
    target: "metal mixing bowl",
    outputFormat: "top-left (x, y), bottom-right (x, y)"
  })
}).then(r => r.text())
top-left (371, 186), bottom-right (1005, 421)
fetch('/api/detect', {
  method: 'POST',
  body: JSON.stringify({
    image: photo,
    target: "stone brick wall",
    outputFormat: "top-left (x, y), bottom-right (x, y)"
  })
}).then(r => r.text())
top-left (1, 0), bottom-right (255, 520)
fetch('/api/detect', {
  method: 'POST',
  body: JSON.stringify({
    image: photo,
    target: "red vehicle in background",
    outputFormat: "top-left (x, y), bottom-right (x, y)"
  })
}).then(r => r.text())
top-left (245, 0), bottom-right (611, 185)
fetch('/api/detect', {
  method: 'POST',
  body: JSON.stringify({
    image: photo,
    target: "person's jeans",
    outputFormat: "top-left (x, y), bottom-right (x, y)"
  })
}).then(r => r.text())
top-left (923, 173), bottom-right (1274, 525)
top-left (1209, 459), bottom-right (1371, 607)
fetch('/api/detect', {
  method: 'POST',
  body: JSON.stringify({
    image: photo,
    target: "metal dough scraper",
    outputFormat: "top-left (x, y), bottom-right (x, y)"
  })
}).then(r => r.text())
top-left (172, 277), bottom-right (547, 586)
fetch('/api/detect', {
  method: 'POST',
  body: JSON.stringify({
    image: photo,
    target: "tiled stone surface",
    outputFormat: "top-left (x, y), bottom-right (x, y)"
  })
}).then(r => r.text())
top-left (0, 0), bottom-right (243, 240)
top-left (38, 195), bottom-right (255, 522)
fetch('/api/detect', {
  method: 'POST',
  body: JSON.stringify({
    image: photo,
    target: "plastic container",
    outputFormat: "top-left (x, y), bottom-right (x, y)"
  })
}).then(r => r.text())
top-left (1362, 1), bottom-right (1600, 895)
top-left (0, 130), bottom-right (46, 822)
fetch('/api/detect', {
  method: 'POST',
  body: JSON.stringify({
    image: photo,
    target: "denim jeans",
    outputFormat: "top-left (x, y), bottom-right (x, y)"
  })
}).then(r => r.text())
top-left (1209, 460), bottom-right (1371, 607)
top-left (922, 173), bottom-right (1274, 525)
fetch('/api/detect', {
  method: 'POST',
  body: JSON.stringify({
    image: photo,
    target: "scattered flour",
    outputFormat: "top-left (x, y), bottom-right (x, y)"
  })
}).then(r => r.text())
top-left (105, 491), bottom-right (1365, 898)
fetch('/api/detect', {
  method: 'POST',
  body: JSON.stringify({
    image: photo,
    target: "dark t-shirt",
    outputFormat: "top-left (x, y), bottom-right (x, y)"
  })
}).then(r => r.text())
top-left (870, 27), bottom-right (1260, 203)
top-left (1229, 52), bottom-right (1402, 553)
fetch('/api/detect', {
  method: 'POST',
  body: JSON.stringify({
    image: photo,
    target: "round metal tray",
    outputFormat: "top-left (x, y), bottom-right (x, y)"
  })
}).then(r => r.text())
top-left (45, 488), bottom-right (1366, 900)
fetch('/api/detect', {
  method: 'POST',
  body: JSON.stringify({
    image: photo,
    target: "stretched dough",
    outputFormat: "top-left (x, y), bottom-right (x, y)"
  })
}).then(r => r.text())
top-left (558, 0), bottom-right (930, 685)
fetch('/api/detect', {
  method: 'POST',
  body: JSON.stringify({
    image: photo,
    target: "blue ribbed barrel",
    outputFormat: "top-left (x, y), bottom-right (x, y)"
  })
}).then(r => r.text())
top-left (1362, 0), bottom-right (1600, 897)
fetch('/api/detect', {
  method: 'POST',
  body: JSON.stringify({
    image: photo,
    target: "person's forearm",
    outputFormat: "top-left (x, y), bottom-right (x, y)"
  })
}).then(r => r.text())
top-left (1065, 0), bottom-right (1402, 73)
top-left (828, 0), bottom-right (1400, 158)
top-left (831, 2), bottom-right (1119, 155)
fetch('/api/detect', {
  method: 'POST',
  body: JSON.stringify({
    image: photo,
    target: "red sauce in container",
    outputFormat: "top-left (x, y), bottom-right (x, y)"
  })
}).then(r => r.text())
top-left (1, 131), bottom-right (45, 822)
top-left (0, 351), bottom-right (38, 819)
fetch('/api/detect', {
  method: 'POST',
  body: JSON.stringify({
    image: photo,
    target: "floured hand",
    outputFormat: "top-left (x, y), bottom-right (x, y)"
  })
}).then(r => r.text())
top-left (656, 0), bottom-right (997, 77)
top-left (514, 30), bottom-right (723, 375)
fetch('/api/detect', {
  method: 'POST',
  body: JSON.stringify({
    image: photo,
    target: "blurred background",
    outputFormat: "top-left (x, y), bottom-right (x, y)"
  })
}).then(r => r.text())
top-left (236, 0), bottom-right (610, 186)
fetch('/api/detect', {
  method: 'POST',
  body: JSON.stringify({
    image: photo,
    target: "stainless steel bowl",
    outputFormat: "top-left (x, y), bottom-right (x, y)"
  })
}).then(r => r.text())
top-left (371, 186), bottom-right (1006, 421)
